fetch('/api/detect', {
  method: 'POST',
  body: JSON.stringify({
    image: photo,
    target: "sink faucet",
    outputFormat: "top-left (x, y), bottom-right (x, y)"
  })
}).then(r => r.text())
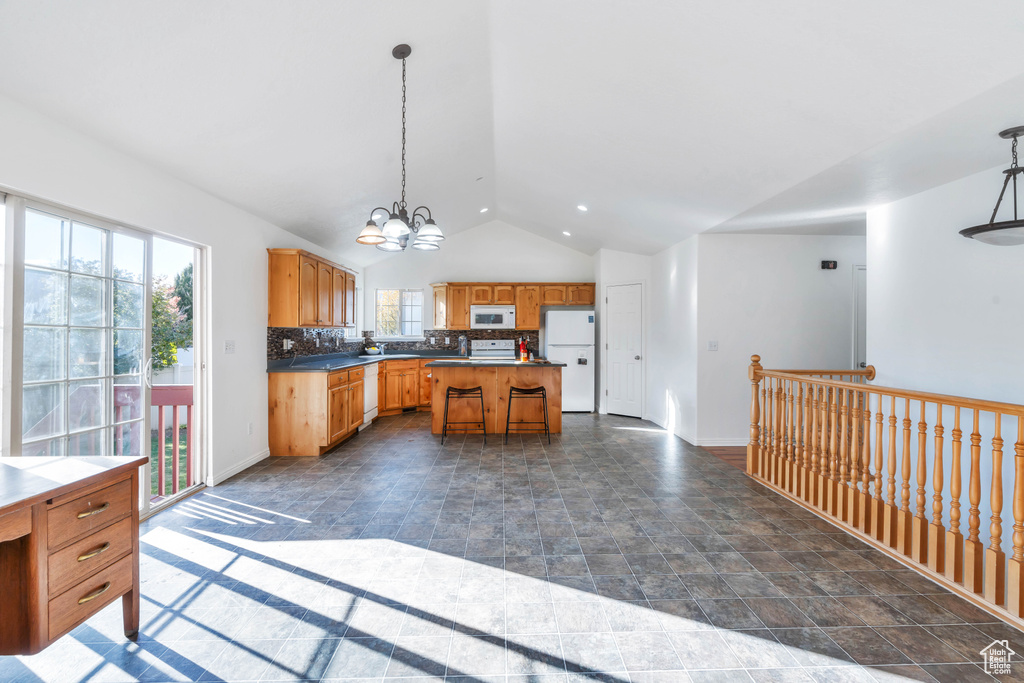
top-left (379, 342), bottom-right (388, 354)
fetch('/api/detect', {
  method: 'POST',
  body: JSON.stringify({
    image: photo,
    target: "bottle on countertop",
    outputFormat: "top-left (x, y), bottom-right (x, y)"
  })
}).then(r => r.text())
top-left (520, 336), bottom-right (528, 362)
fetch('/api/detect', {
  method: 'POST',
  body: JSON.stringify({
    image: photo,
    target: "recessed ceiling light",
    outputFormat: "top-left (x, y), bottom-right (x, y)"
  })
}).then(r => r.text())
top-left (577, 205), bottom-right (588, 212)
top-left (480, 208), bottom-right (488, 213)
top-left (563, 231), bottom-right (571, 237)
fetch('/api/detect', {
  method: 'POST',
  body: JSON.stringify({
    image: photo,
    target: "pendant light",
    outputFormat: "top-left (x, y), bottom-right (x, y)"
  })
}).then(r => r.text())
top-left (960, 126), bottom-right (1024, 246)
top-left (356, 44), bottom-right (444, 253)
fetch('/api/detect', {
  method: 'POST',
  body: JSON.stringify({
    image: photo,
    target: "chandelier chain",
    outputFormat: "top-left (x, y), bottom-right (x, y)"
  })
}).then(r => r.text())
top-left (400, 57), bottom-right (407, 210)
top-left (1012, 135), bottom-right (1018, 169)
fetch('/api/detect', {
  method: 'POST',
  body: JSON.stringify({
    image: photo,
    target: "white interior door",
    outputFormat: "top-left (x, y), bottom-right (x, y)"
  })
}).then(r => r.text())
top-left (853, 265), bottom-right (867, 369)
top-left (606, 283), bottom-right (643, 417)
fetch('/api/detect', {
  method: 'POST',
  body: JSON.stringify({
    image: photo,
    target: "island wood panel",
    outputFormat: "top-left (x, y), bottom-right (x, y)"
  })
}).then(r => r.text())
top-left (495, 366), bottom-right (562, 435)
top-left (430, 367), bottom-right (500, 435)
top-left (430, 366), bottom-right (563, 436)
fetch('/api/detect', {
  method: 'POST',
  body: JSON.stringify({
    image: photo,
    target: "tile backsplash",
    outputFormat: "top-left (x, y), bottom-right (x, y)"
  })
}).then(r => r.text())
top-left (363, 329), bottom-right (540, 356)
top-left (267, 327), bottom-right (363, 361)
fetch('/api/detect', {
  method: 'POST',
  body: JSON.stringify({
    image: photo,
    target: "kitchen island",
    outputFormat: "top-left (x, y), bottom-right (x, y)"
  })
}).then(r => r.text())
top-left (425, 359), bottom-right (566, 436)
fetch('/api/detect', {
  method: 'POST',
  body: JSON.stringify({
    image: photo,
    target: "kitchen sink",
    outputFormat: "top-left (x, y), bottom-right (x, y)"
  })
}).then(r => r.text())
top-left (359, 354), bottom-right (419, 359)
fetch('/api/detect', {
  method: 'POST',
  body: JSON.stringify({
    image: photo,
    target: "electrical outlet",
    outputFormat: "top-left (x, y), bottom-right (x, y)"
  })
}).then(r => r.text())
top-left (283, 339), bottom-right (293, 351)
top-left (224, 340), bottom-right (235, 354)
top-left (315, 337), bottom-right (320, 347)
top-left (247, 422), bottom-right (254, 436)
top-left (430, 337), bottom-right (436, 344)
top-left (707, 340), bottom-right (718, 352)
top-left (445, 336), bottom-right (450, 344)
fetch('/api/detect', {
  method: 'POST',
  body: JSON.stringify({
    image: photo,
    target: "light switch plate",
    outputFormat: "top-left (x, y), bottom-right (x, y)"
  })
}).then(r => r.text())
top-left (707, 341), bottom-right (718, 351)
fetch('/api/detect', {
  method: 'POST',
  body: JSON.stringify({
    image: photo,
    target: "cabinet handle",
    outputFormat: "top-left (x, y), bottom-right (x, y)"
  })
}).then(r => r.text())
top-left (77, 502), bottom-right (110, 519)
top-left (78, 542), bottom-right (111, 562)
top-left (78, 581), bottom-right (111, 604)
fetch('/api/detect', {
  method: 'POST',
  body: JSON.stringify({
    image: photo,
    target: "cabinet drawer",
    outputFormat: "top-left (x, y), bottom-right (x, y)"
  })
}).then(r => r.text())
top-left (47, 480), bottom-right (131, 550)
top-left (328, 371), bottom-right (349, 387)
top-left (386, 360), bottom-right (418, 371)
top-left (48, 517), bottom-right (132, 596)
top-left (349, 367), bottom-right (365, 382)
top-left (48, 553), bottom-right (133, 641)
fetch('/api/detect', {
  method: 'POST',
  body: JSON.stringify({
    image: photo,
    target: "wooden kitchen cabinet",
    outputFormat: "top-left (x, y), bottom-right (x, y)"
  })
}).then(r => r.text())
top-left (432, 286), bottom-right (448, 329)
top-left (567, 284), bottom-right (595, 305)
top-left (419, 360), bottom-right (433, 406)
top-left (515, 285), bottom-right (541, 329)
top-left (470, 284), bottom-right (493, 305)
top-left (493, 284), bottom-right (515, 305)
top-left (431, 284), bottom-right (470, 330)
top-left (269, 368), bottom-right (364, 455)
top-left (268, 249), bottom-right (358, 328)
top-left (541, 285), bottom-right (567, 305)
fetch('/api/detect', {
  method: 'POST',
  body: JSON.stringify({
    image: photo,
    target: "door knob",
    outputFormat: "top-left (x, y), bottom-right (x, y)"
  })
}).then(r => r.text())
top-left (634, 355), bottom-right (641, 360)
top-left (859, 362), bottom-right (867, 368)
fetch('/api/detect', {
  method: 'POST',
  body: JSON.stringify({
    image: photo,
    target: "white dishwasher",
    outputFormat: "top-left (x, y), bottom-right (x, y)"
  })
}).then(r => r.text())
top-left (361, 362), bottom-right (378, 429)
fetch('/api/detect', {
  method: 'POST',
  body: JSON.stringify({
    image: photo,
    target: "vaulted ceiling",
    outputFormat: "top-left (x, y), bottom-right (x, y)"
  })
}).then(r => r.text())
top-left (1, 1), bottom-right (1022, 266)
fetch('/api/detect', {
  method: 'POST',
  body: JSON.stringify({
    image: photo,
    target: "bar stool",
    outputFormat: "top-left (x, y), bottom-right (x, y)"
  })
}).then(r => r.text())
top-left (441, 386), bottom-right (487, 445)
top-left (504, 385), bottom-right (551, 444)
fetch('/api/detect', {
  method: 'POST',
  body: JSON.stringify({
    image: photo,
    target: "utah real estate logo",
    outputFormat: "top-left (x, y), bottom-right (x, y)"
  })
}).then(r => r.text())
top-left (980, 639), bottom-right (1016, 676)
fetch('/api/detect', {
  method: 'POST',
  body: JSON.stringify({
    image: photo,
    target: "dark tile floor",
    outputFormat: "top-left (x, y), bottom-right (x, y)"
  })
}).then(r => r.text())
top-left (3, 412), bottom-right (1022, 682)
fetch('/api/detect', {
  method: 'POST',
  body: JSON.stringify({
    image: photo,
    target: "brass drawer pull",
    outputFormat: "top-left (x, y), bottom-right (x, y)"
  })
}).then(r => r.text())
top-left (77, 542), bottom-right (111, 562)
top-left (78, 581), bottom-right (111, 604)
top-left (77, 502), bottom-right (110, 519)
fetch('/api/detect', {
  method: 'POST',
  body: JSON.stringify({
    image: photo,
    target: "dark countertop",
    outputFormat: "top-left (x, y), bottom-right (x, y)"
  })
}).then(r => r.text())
top-left (425, 359), bottom-right (567, 368)
top-left (268, 351), bottom-right (465, 373)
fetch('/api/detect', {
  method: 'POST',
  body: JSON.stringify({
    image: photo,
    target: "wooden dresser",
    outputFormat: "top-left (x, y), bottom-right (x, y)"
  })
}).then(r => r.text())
top-left (0, 455), bottom-right (147, 655)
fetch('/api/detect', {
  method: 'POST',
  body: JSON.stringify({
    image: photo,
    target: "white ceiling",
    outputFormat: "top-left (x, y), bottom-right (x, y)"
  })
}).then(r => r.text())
top-left (0, 1), bottom-right (1022, 265)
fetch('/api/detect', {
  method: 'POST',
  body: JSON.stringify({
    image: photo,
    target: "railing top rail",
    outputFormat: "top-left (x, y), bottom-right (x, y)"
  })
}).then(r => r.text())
top-left (151, 384), bottom-right (195, 407)
top-left (765, 368), bottom-right (875, 377)
top-left (759, 369), bottom-right (1024, 417)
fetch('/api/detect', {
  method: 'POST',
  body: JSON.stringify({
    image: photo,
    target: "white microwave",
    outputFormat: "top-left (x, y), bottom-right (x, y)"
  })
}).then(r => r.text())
top-left (470, 305), bottom-right (516, 329)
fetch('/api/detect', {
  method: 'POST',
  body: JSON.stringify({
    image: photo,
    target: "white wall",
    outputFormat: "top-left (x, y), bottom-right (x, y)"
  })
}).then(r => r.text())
top-left (696, 234), bottom-right (867, 445)
top-left (647, 237), bottom-right (699, 442)
top-left (362, 219), bottom-right (594, 330)
top-left (594, 248), bottom-right (651, 414)
top-left (0, 93), bottom-right (357, 484)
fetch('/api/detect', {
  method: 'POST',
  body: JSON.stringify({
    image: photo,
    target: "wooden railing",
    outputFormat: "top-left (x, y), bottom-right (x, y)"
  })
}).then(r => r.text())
top-left (151, 384), bottom-right (195, 500)
top-left (746, 355), bottom-right (1024, 623)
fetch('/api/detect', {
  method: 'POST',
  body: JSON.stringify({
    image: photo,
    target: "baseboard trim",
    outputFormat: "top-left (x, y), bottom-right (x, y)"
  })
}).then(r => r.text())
top-left (697, 438), bottom-right (748, 447)
top-left (208, 449), bottom-right (270, 486)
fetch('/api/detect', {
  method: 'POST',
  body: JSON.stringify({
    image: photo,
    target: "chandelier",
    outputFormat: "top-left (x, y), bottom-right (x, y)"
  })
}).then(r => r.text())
top-left (356, 44), bottom-right (444, 252)
top-left (960, 126), bottom-right (1024, 246)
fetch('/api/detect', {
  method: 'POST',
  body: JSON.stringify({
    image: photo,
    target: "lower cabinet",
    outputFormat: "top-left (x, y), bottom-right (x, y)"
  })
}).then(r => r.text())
top-left (268, 367), bottom-right (366, 456)
top-left (378, 360), bottom-right (433, 414)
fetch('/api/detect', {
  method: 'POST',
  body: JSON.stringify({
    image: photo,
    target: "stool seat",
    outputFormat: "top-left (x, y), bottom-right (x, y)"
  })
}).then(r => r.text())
top-left (441, 385), bottom-right (486, 445)
top-left (504, 385), bottom-right (551, 444)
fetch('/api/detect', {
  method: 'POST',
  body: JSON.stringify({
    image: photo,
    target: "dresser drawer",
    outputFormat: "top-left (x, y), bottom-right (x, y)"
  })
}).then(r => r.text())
top-left (47, 479), bottom-right (131, 550)
top-left (328, 370), bottom-right (349, 387)
top-left (48, 517), bottom-right (132, 596)
top-left (48, 553), bottom-right (133, 641)
top-left (349, 367), bottom-right (365, 382)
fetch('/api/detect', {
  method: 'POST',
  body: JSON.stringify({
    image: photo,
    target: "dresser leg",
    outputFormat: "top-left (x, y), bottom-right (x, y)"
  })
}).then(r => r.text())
top-left (122, 589), bottom-right (139, 641)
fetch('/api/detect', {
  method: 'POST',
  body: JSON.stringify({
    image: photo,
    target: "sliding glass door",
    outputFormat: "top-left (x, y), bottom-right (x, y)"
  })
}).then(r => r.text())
top-left (21, 204), bottom-right (151, 457)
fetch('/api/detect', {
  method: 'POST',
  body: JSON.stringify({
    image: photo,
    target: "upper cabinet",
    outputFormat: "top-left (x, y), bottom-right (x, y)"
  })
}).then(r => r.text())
top-left (515, 285), bottom-right (540, 329)
top-left (267, 249), bottom-right (358, 328)
top-left (431, 283), bottom-right (470, 330)
top-left (567, 284), bottom-right (595, 305)
top-left (493, 284), bottom-right (515, 305)
top-left (470, 284), bottom-right (493, 305)
top-left (541, 285), bottom-right (567, 305)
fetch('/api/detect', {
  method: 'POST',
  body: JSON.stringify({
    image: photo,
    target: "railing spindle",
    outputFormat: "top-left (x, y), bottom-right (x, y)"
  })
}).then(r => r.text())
top-left (760, 381), bottom-right (769, 479)
top-left (172, 405), bottom-right (180, 495)
top-left (828, 387), bottom-right (840, 516)
top-left (748, 356), bottom-right (762, 475)
top-left (1010, 416), bottom-right (1024, 616)
top-left (885, 396), bottom-right (899, 548)
top-left (786, 380), bottom-right (796, 493)
top-left (799, 381), bottom-right (809, 501)
top-left (965, 409), bottom-right (984, 593)
top-left (929, 404), bottom-right (945, 573)
top-left (809, 383), bottom-right (820, 505)
top-left (898, 398), bottom-right (913, 555)
top-left (871, 393), bottom-right (885, 541)
top-left (946, 407), bottom-right (964, 583)
top-left (158, 406), bottom-right (166, 497)
top-left (839, 388), bottom-right (850, 521)
top-left (858, 391), bottom-right (872, 533)
top-left (986, 413), bottom-right (1006, 606)
top-left (912, 401), bottom-right (929, 564)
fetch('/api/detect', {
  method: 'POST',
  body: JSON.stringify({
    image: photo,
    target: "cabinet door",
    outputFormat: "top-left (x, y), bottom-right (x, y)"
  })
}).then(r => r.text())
top-left (332, 268), bottom-right (346, 327)
top-left (328, 384), bottom-right (347, 442)
top-left (448, 286), bottom-right (470, 329)
top-left (470, 284), bottom-right (493, 305)
top-left (402, 371), bottom-right (419, 408)
top-left (541, 285), bottom-right (567, 305)
top-left (567, 284), bottom-right (595, 305)
top-left (344, 272), bottom-right (356, 326)
top-left (378, 363), bottom-right (386, 411)
top-left (515, 285), bottom-right (541, 329)
top-left (384, 371), bottom-right (403, 410)
top-left (316, 261), bottom-right (333, 325)
top-left (433, 286), bottom-right (448, 329)
top-left (492, 284), bottom-right (515, 305)
top-left (348, 380), bottom-right (364, 429)
top-left (299, 255), bottom-right (319, 326)
top-left (419, 363), bottom-right (432, 406)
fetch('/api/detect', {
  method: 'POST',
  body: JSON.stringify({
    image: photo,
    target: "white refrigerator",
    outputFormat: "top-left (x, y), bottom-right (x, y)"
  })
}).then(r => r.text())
top-left (544, 310), bottom-right (595, 412)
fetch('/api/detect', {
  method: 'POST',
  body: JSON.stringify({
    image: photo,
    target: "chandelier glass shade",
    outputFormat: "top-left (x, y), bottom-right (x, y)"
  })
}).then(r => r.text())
top-left (960, 126), bottom-right (1024, 246)
top-left (356, 44), bottom-right (444, 253)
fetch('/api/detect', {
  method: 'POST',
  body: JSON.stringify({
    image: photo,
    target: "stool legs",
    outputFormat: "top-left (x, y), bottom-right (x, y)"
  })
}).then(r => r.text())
top-left (441, 386), bottom-right (486, 445)
top-left (504, 386), bottom-right (551, 445)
